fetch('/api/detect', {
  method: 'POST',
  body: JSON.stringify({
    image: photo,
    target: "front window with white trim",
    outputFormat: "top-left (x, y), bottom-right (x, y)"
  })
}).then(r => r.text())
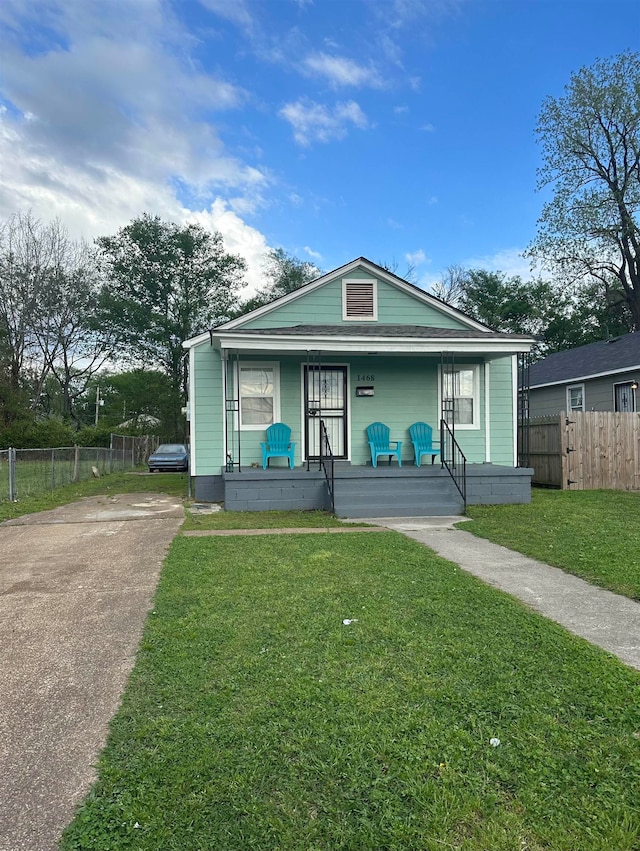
top-left (239, 363), bottom-right (280, 429)
top-left (567, 384), bottom-right (584, 412)
top-left (443, 366), bottom-right (479, 428)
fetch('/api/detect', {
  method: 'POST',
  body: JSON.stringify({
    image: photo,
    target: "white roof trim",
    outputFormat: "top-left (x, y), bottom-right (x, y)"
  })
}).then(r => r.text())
top-left (214, 330), bottom-right (533, 355)
top-left (530, 363), bottom-right (640, 390)
top-left (183, 330), bottom-right (212, 349)
top-left (206, 257), bottom-right (490, 335)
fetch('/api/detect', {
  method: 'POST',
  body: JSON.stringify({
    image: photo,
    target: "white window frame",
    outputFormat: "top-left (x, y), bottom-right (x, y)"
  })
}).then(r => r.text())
top-left (439, 364), bottom-right (480, 430)
top-left (566, 383), bottom-right (585, 413)
top-left (342, 278), bottom-right (378, 321)
top-left (237, 361), bottom-right (280, 431)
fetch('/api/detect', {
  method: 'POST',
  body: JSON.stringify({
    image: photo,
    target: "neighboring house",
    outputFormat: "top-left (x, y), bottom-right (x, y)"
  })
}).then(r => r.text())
top-left (528, 332), bottom-right (640, 416)
top-left (183, 257), bottom-right (534, 516)
top-left (118, 415), bottom-right (161, 429)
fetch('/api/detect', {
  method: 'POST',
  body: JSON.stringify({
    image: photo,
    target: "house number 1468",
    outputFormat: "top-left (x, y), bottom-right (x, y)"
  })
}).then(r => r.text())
top-left (357, 374), bottom-right (375, 381)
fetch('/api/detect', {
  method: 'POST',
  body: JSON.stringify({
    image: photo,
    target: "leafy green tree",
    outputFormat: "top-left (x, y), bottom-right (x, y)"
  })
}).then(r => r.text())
top-left (231, 248), bottom-right (321, 316)
top-left (96, 214), bottom-right (246, 436)
top-left (457, 270), bottom-right (562, 339)
top-left (436, 268), bottom-right (627, 357)
top-left (529, 51), bottom-right (640, 330)
top-left (88, 369), bottom-right (175, 433)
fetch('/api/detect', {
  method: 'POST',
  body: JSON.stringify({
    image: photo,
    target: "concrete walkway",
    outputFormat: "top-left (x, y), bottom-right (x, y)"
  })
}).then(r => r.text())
top-left (350, 516), bottom-right (640, 672)
top-left (0, 494), bottom-right (184, 851)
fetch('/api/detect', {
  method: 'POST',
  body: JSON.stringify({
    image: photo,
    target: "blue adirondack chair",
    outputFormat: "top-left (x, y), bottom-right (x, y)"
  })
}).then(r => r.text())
top-left (409, 421), bottom-right (440, 466)
top-left (261, 422), bottom-right (296, 469)
top-left (366, 422), bottom-right (402, 467)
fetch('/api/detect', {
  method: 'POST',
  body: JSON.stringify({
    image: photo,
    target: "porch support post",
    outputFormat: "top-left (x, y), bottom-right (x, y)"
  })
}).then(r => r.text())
top-left (484, 361), bottom-right (491, 463)
top-left (306, 350), bottom-right (310, 472)
top-left (223, 350), bottom-right (242, 473)
top-left (511, 354), bottom-right (518, 468)
top-left (235, 352), bottom-right (241, 472)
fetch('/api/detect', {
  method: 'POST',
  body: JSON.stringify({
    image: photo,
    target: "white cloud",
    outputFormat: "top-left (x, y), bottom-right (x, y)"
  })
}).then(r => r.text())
top-left (279, 99), bottom-right (370, 145)
top-left (303, 246), bottom-right (323, 260)
top-left (405, 249), bottom-right (428, 266)
top-left (462, 247), bottom-right (538, 280)
top-left (198, 0), bottom-right (255, 29)
top-left (420, 122), bottom-right (435, 132)
top-left (303, 52), bottom-right (384, 88)
top-left (0, 0), bottom-right (272, 298)
top-left (189, 200), bottom-right (269, 297)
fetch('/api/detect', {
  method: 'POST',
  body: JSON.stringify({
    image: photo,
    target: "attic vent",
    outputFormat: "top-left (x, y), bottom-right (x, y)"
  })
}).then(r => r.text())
top-left (343, 278), bottom-right (377, 320)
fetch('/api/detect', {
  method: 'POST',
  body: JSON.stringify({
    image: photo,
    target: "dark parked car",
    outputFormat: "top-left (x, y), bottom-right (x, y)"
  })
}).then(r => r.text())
top-left (148, 443), bottom-right (189, 472)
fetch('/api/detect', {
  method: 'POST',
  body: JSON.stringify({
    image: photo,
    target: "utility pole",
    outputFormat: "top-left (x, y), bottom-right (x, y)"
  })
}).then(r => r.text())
top-left (95, 385), bottom-right (101, 426)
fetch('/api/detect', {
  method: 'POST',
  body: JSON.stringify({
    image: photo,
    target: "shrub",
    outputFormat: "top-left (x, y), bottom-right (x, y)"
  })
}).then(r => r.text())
top-left (0, 418), bottom-right (76, 449)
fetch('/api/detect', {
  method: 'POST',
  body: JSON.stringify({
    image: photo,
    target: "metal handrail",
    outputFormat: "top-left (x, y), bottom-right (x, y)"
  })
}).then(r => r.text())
top-left (319, 419), bottom-right (335, 513)
top-left (440, 418), bottom-right (467, 508)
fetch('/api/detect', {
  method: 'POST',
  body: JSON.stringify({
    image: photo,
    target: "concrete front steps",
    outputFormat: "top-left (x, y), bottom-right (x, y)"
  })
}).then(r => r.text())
top-left (332, 465), bottom-right (464, 518)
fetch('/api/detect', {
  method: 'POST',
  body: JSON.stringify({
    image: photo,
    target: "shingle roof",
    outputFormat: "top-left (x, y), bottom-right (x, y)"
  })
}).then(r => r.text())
top-left (223, 324), bottom-right (531, 341)
top-left (528, 331), bottom-right (640, 387)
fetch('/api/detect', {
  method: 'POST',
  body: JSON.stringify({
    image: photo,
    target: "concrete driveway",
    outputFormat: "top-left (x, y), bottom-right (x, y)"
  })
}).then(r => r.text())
top-left (0, 493), bottom-right (184, 851)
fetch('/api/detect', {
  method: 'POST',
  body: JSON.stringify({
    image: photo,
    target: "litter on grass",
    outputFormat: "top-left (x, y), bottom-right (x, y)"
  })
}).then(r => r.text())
top-left (489, 737), bottom-right (501, 747)
top-left (342, 618), bottom-right (358, 626)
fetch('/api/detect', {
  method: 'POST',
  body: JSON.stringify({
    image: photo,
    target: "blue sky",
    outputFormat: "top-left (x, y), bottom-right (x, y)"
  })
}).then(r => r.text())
top-left (0, 0), bottom-right (637, 296)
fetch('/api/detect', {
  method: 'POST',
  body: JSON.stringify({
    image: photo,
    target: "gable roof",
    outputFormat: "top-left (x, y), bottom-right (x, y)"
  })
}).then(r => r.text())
top-left (529, 332), bottom-right (640, 388)
top-left (185, 257), bottom-right (491, 347)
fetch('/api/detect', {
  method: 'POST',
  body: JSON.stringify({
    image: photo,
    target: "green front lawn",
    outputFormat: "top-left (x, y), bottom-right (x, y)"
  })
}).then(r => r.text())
top-left (465, 489), bottom-right (640, 600)
top-left (183, 508), bottom-right (346, 531)
top-left (61, 531), bottom-right (640, 851)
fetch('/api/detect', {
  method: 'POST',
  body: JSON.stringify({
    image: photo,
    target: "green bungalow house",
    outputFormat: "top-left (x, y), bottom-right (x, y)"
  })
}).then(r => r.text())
top-left (183, 258), bottom-right (534, 516)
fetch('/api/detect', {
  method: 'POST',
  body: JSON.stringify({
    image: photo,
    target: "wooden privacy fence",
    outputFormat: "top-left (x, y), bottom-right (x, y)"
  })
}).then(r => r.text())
top-left (522, 412), bottom-right (640, 491)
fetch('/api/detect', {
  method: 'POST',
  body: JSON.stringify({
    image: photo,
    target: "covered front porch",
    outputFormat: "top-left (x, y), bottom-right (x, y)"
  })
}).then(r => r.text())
top-left (219, 461), bottom-right (533, 518)
top-left (188, 323), bottom-right (533, 515)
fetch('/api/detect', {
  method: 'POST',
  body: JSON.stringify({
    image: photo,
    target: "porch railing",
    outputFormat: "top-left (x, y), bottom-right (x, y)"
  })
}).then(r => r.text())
top-left (440, 419), bottom-right (467, 509)
top-left (319, 418), bottom-right (335, 513)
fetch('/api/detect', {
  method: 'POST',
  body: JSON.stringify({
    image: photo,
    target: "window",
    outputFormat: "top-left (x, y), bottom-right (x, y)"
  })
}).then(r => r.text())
top-left (238, 364), bottom-right (279, 429)
top-left (567, 384), bottom-right (584, 412)
top-left (342, 278), bottom-right (377, 320)
top-left (442, 367), bottom-right (479, 428)
top-left (614, 381), bottom-right (637, 412)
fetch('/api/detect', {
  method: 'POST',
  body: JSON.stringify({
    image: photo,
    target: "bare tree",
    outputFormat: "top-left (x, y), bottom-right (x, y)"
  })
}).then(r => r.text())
top-left (529, 52), bottom-right (640, 329)
top-left (0, 211), bottom-right (59, 396)
top-left (430, 265), bottom-right (466, 305)
top-left (34, 241), bottom-right (116, 422)
top-left (0, 212), bottom-right (116, 422)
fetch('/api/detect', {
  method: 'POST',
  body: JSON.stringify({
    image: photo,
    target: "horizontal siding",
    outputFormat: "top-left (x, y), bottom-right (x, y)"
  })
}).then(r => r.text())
top-left (349, 356), bottom-right (441, 464)
top-left (190, 351), bottom-right (518, 472)
top-left (193, 345), bottom-right (224, 475)
top-left (488, 356), bottom-right (515, 465)
top-left (240, 270), bottom-right (472, 330)
top-left (530, 370), bottom-right (640, 415)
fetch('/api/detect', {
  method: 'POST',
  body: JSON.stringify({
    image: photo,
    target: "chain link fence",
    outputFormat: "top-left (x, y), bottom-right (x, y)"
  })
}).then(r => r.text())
top-left (0, 434), bottom-right (161, 503)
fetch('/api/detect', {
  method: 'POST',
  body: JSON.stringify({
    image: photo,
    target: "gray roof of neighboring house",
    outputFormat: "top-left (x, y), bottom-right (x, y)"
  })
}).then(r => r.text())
top-left (223, 324), bottom-right (531, 340)
top-left (529, 331), bottom-right (640, 388)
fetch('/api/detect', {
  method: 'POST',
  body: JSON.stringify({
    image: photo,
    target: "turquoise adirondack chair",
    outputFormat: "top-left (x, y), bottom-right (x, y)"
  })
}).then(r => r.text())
top-left (261, 422), bottom-right (296, 469)
top-left (366, 422), bottom-right (402, 467)
top-left (409, 421), bottom-right (440, 466)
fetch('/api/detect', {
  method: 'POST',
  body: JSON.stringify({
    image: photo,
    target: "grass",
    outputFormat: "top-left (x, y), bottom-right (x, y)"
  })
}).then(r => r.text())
top-left (464, 489), bottom-right (640, 600)
top-left (0, 471), bottom-right (188, 524)
top-left (60, 531), bottom-right (640, 851)
top-left (183, 508), bottom-right (347, 531)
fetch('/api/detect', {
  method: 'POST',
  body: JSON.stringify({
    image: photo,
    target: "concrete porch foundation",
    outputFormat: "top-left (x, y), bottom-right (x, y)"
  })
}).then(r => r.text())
top-left (193, 463), bottom-right (533, 517)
